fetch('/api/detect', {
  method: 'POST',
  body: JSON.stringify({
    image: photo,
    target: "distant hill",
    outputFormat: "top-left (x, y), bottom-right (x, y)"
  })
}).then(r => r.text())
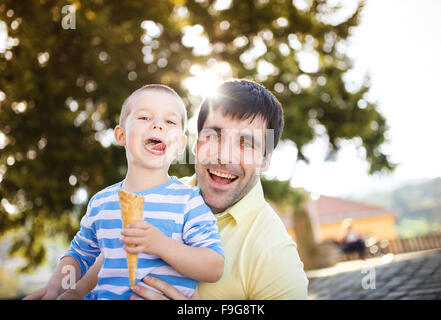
top-left (350, 177), bottom-right (441, 238)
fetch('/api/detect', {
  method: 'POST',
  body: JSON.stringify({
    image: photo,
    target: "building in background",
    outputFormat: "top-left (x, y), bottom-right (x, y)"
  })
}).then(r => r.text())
top-left (278, 193), bottom-right (399, 243)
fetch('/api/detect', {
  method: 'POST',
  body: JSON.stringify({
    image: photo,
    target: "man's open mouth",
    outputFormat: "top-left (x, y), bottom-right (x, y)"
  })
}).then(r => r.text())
top-left (144, 138), bottom-right (166, 155)
top-left (207, 168), bottom-right (239, 185)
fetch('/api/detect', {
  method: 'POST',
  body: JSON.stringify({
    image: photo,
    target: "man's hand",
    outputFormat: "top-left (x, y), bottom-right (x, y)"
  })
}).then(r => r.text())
top-left (130, 275), bottom-right (200, 300)
top-left (121, 221), bottom-right (167, 256)
top-left (56, 288), bottom-right (84, 300)
top-left (23, 286), bottom-right (59, 300)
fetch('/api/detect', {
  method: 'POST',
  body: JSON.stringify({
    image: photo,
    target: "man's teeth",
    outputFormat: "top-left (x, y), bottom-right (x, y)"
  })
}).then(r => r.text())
top-left (208, 169), bottom-right (237, 180)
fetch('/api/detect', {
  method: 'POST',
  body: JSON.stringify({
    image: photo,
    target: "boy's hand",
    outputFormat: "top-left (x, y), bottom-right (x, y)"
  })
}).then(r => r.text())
top-left (23, 286), bottom-right (59, 300)
top-left (121, 221), bottom-right (167, 256)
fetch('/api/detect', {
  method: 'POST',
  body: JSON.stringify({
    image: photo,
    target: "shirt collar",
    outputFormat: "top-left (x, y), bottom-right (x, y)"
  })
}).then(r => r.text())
top-left (182, 174), bottom-right (266, 225)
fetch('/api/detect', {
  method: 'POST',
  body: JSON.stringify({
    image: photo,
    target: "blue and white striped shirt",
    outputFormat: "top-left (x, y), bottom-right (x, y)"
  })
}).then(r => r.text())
top-left (64, 177), bottom-right (224, 300)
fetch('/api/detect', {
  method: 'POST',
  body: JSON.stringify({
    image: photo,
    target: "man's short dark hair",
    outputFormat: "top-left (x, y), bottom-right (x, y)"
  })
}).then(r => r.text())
top-left (197, 79), bottom-right (284, 156)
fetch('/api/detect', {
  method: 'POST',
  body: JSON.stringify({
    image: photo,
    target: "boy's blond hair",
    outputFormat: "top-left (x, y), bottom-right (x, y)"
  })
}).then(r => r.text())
top-left (119, 84), bottom-right (187, 131)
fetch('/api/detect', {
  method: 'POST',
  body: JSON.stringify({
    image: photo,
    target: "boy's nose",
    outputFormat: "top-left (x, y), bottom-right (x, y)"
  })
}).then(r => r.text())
top-left (152, 121), bottom-right (163, 131)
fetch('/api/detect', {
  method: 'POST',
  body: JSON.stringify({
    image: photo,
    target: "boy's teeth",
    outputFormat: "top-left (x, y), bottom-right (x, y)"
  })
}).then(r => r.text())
top-left (145, 139), bottom-right (161, 146)
top-left (208, 169), bottom-right (237, 180)
top-left (148, 148), bottom-right (163, 154)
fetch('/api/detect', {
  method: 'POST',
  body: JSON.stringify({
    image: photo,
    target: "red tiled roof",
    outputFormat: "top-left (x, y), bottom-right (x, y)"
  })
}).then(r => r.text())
top-left (307, 195), bottom-right (398, 224)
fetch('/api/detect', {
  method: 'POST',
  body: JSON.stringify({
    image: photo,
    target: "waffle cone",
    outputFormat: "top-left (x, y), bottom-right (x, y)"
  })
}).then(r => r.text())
top-left (118, 189), bottom-right (144, 288)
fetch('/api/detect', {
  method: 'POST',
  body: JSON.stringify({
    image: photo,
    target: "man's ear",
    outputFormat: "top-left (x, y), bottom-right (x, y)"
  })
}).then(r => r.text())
top-left (114, 125), bottom-right (126, 146)
top-left (257, 152), bottom-right (272, 175)
top-left (191, 139), bottom-right (197, 156)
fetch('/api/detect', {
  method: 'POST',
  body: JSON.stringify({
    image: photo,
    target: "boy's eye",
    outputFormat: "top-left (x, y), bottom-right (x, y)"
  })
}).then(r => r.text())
top-left (139, 116), bottom-right (150, 121)
top-left (167, 120), bottom-right (176, 125)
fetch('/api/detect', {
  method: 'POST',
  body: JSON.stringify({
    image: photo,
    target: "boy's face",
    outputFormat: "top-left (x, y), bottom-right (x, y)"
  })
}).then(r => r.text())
top-left (114, 90), bottom-right (187, 172)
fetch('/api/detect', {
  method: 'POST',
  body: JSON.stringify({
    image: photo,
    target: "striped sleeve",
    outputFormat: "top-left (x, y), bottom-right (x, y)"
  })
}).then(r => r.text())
top-left (182, 189), bottom-right (224, 258)
top-left (63, 196), bottom-right (101, 277)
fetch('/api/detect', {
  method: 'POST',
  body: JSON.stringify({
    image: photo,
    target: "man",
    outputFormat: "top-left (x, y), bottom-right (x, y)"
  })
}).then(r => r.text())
top-left (60, 79), bottom-right (308, 300)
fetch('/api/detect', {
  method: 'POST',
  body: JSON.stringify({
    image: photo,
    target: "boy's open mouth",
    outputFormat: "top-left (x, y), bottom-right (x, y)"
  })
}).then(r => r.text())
top-left (207, 168), bottom-right (239, 185)
top-left (144, 138), bottom-right (166, 155)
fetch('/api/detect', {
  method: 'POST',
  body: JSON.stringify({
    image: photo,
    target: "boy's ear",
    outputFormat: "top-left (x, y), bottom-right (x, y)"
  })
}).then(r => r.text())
top-left (114, 125), bottom-right (126, 146)
top-left (178, 134), bottom-right (187, 155)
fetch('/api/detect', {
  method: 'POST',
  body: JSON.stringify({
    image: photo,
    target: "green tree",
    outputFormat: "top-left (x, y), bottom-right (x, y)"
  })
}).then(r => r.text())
top-left (0, 0), bottom-right (394, 271)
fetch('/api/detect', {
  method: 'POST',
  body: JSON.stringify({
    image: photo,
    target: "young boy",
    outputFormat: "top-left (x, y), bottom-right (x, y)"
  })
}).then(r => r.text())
top-left (25, 85), bottom-right (224, 300)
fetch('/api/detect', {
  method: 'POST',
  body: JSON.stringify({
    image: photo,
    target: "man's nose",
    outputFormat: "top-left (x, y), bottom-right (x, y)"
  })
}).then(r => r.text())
top-left (217, 137), bottom-right (236, 164)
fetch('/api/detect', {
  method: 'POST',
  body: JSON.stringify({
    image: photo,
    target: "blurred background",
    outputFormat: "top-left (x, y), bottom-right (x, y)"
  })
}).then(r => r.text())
top-left (1, 0), bottom-right (440, 299)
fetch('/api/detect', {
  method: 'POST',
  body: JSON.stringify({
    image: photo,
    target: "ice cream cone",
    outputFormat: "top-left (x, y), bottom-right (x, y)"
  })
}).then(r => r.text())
top-left (118, 189), bottom-right (144, 288)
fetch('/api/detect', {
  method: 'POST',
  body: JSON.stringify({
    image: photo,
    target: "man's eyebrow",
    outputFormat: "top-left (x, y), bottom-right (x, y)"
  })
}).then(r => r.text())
top-left (202, 126), bottom-right (222, 133)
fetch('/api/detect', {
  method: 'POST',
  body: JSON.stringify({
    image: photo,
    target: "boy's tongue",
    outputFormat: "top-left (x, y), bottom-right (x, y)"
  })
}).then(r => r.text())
top-left (151, 142), bottom-right (166, 151)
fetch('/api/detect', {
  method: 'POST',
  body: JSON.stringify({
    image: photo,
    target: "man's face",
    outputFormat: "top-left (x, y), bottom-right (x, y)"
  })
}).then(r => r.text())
top-left (194, 108), bottom-right (271, 214)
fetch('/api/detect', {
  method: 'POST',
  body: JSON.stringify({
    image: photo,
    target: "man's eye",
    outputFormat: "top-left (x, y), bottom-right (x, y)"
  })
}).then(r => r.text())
top-left (240, 138), bottom-right (254, 148)
top-left (208, 133), bottom-right (219, 140)
top-left (199, 130), bottom-right (220, 142)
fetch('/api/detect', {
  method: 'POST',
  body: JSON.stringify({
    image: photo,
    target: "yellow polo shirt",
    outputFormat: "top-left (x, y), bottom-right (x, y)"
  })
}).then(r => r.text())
top-left (181, 175), bottom-right (308, 300)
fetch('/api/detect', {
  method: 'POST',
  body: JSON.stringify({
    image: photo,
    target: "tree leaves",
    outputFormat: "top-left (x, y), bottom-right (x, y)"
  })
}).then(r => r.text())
top-left (0, 0), bottom-right (394, 270)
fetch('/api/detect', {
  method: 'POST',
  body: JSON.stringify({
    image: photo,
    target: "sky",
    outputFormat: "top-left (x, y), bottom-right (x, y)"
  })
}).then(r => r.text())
top-left (265, 0), bottom-right (441, 197)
